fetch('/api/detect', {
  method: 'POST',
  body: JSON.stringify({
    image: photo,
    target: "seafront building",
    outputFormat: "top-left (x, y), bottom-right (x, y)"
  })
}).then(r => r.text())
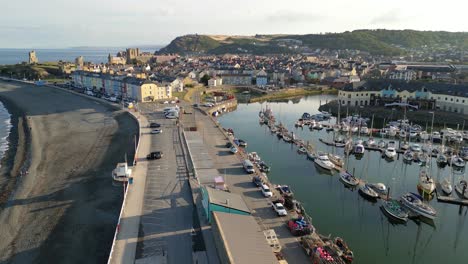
top-left (337, 81), bottom-right (468, 113)
top-left (71, 71), bottom-right (172, 102)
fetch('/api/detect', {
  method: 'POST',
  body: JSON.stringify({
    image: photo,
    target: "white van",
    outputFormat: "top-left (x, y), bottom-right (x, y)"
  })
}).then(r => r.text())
top-left (261, 184), bottom-right (273, 197)
top-left (242, 160), bottom-right (255, 174)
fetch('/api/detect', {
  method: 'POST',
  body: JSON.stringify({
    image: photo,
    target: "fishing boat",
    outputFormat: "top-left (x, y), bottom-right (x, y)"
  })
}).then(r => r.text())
top-left (436, 154), bottom-right (448, 167)
top-left (230, 146), bottom-right (238, 154)
top-left (454, 179), bottom-right (468, 199)
top-left (381, 199), bottom-right (409, 222)
top-left (451, 155), bottom-right (466, 168)
top-left (384, 147), bottom-right (397, 160)
top-left (368, 183), bottom-right (388, 195)
top-left (359, 183), bottom-right (379, 200)
top-left (298, 146), bottom-right (307, 154)
top-left (339, 171), bottom-right (359, 187)
top-left (328, 154), bottom-right (344, 168)
top-left (418, 169), bottom-right (436, 194)
top-left (112, 162), bottom-right (132, 182)
top-left (314, 152), bottom-right (335, 171)
top-left (400, 192), bottom-right (437, 219)
top-left (403, 150), bottom-right (413, 163)
top-left (334, 237), bottom-right (354, 263)
top-left (441, 177), bottom-right (453, 195)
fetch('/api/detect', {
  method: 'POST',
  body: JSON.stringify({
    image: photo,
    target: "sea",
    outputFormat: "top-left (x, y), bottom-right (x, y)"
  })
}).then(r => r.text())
top-left (0, 47), bottom-right (160, 65)
top-left (0, 102), bottom-right (12, 168)
top-left (218, 95), bottom-right (468, 264)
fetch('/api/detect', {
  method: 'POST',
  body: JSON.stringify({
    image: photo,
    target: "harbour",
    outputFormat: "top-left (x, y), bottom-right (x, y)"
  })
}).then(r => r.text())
top-left (217, 95), bottom-right (468, 264)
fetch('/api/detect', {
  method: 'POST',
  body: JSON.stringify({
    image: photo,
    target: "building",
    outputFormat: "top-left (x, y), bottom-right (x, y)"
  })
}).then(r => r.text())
top-left (220, 74), bottom-right (252, 86)
top-left (75, 56), bottom-right (84, 67)
top-left (29, 51), bottom-right (38, 64)
top-left (211, 212), bottom-right (278, 264)
top-left (208, 77), bottom-right (222, 87)
top-left (256, 70), bottom-right (268, 87)
top-left (201, 186), bottom-right (251, 223)
top-left (337, 80), bottom-right (468, 113)
top-left (71, 71), bottom-right (172, 102)
top-left (126, 48), bottom-right (140, 62)
top-left (108, 54), bottom-right (126, 65)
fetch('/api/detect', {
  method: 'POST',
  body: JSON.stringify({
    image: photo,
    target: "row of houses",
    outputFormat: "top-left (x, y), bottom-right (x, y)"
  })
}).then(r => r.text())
top-left (338, 80), bottom-right (468, 114)
top-left (71, 71), bottom-right (183, 102)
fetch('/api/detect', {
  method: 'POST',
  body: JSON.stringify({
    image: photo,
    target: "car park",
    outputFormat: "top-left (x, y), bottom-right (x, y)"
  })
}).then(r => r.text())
top-left (272, 202), bottom-right (288, 216)
top-left (146, 151), bottom-right (163, 160)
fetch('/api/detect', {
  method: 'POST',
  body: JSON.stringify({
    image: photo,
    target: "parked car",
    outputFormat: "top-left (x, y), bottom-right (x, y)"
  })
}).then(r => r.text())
top-left (261, 184), bottom-right (273, 197)
top-left (252, 176), bottom-right (262, 187)
top-left (151, 129), bottom-right (162, 134)
top-left (109, 96), bottom-right (118, 102)
top-left (146, 151), bottom-right (163, 160)
top-left (204, 103), bottom-right (214, 107)
top-left (149, 123), bottom-right (161, 128)
top-left (272, 202), bottom-right (288, 216)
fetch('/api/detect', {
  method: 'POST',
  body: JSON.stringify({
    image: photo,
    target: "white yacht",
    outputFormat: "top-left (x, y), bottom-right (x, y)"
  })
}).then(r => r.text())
top-left (384, 147), bottom-right (397, 160)
top-left (314, 152), bottom-right (335, 171)
top-left (112, 162), bottom-right (132, 182)
top-left (418, 169), bottom-right (436, 194)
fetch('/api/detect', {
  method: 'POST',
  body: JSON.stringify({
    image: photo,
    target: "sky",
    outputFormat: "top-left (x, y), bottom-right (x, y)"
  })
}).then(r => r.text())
top-left (0, 0), bottom-right (467, 48)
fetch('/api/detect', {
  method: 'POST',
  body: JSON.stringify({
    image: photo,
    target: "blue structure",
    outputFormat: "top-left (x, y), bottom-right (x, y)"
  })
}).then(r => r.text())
top-left (201, 186), bottom-right (251, 223)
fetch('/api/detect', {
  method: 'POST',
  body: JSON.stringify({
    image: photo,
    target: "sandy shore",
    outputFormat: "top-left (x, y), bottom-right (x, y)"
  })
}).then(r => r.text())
top-left (0, 81), bottom-right (138, 263)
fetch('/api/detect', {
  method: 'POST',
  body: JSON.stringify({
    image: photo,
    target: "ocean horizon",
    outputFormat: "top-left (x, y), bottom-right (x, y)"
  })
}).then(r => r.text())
top-left (0, 47), bottom-right (161, 65)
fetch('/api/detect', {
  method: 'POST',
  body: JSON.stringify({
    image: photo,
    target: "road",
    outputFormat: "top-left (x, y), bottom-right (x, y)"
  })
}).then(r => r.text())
top-left (135, 107), bottom-right (194, 264)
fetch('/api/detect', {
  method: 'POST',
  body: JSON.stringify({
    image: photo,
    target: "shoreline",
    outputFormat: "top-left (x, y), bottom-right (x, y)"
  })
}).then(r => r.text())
top-left (0, 96), bottom-right (29, 208)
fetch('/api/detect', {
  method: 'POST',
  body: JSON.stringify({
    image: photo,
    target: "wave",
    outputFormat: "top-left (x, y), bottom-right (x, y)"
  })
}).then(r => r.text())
top-left (0, 101), bottom-right (12, 168)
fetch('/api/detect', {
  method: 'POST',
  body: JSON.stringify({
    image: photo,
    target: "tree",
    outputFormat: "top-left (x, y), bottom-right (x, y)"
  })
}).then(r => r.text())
top-left (200, 74), bottom-right (210, 86)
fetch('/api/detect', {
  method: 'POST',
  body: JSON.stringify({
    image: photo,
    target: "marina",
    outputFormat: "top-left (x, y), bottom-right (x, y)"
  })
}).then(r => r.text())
top-left (218, 95), bottom-right (468, 264)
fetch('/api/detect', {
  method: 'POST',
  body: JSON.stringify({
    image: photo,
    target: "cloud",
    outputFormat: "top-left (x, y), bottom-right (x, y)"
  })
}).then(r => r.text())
top-left (266, 11), bottom-right (325, 23)
top-left (371, 9), bottom-right (402, 25)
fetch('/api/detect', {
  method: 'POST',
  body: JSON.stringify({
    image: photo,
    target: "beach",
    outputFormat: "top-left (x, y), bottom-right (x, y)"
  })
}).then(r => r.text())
top-left (0, 81), bottom-right (138, 263)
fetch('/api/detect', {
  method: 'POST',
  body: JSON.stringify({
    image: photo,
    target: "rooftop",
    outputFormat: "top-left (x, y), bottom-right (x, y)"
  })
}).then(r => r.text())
top-left (212, 212), bottom-right (278, 264)
top-left (205, 186), bottom-right (251, 213)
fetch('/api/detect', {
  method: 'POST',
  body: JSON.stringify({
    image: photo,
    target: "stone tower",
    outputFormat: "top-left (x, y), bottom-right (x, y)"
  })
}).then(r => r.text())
top-left (29, 51), bottom-right (38, 64)
top-left (126, 48), bottom-right (140, 63)
top-left (75, 56), bottom-right (84, 67)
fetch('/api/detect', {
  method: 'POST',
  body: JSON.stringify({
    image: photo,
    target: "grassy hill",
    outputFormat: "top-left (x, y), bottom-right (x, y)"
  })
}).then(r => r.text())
top-left (159, 30), bottom-right (468, 56)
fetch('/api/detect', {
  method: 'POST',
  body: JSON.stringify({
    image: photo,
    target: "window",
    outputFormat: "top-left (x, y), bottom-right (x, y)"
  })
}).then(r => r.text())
top-left (348, 94), bottom-right (351, 98)
top-left (347, 101), bottom-right (351, 105)
top-left (445, 97), bottom-right (448, 101)
top-left (366, 93), bottom-right (368, 96)
top-left (355, 101), bottom-right (358, 106)
top-left (456, 99), bottom-right (459, 102)
top-left (463, 100), bottom-right (465, 103)
top-left (451, 98), bottom-right (453, 101)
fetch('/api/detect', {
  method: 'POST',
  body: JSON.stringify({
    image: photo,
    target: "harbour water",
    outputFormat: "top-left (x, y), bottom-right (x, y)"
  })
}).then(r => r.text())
top-left (218, 95), bottom-right (468, 264)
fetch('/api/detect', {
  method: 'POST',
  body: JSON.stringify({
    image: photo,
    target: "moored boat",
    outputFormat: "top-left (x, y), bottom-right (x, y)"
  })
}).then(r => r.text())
top-left (436, 154), bottom-right (448, 167)
top-left (314, 152), bottom-right (335, 171)
top-left (339, 171), bottom-right (359, 187)
top-left (381, 199), bottom-right (409, 222)
top-left (359, 183), bottom-right (379, 200)
top-left (400, 192), bottom-right (437, 219)
top-left (441, 177), bottom-right (452, 195)
top-left (368, 183), bottom-right (388, 195)
top-left (384, 147), bottom-right (397, 160)
top-left (418, 169), bottom-right (436, 194)
top-left (454, 179), bottom-right (468, 199)
top-left (403, 150), bottom-right (413, 163)
top-left (451, 155), bottom-right (466, 168)
top-left (298, 146), bottom-right (307, 154)
top-left (112, 162), bottom-right (132, 182)
top-left (328, 154), bottom-right (344, 168)
top-left (334, 237), bottom-right (354, 263)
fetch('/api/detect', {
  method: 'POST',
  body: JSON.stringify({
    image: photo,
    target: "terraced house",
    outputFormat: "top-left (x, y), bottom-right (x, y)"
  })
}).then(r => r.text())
top-left (71, 70), bottom-right (172, 102)
top-left (338, 80), bottom-right (468, 114)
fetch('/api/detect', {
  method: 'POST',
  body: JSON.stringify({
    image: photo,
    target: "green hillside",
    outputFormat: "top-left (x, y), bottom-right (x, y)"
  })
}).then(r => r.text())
top-left (159, 30), bottom-right (468, 56)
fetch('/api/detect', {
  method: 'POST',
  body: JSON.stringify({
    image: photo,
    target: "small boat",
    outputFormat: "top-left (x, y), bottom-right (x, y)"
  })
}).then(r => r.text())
top-left (420, 131), bottom-right (429, 140)
top-left (451, 155), bottom-right (466, 168)
top-left (436, 154), bottom-right (448, 167)
top-left (306, 151), bottom-right (316, 160)
top-left (441, 177), bottom-right (452, 195)
top-left (400, 142), bottom-right (409, 151)
top-left (454, 179), bottom-right (468, 199)
top-left (339, 171), bottom-right (359, 187)
top-left (367, 137), bottom-right (376, 147)
top-left (328, 154), bottom-right (344, 168)
top-left (334, 237), bottom-right (354, 263)
top-left (387, 140), bottom-right (396, 149)
top-left (270, 126), bottom-right (278, 133)
top-left (400, 192), bottom-right (437, 219)
top-left (238, 139), bottom-right (248, 147)
top-left (315, 123), bottom-right (323, 130)
top-left (359, 183), bottom-right (379, 200)
top-left (431, 132), bottom-right (442, 143)
top-left (379, 129), bottom-right (388, 138)
top-left (334, 136), bottom-right (346, 148)
top-left (258, 161), bottom-right (270, 173)
top-left (381, 199), bottom-right (409, 222)
top-left (283, 135), bottom-right (293, 143)
top-left (314, 152), bottom-right (335, 171)
top-left (377, 140), bottom-right (386, 149)
top-left (353, 141), bottom-right (365, 155)
top-left (418, 169), bottom-right (436, 194)
top-left (112, 162), bottom-right (132, 182)
top-left (230, 146), bottom-right (238, 154)
top-left (248, 152), bottom-right (261, 163)
top-left (361, 126), bottom-right (369, 135)
top-left (351, 126), bottom-right (359, 133)
top-left (403, 151), bottom-right (413, 163)
top-left (384, 147), bottom-right (397, 160)
top-left (297, 146), bottom-right (307, 154)
top-left (399, 130), bottom-right (407, 139)
top-left (368, 183), bottom-right (388, 195)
